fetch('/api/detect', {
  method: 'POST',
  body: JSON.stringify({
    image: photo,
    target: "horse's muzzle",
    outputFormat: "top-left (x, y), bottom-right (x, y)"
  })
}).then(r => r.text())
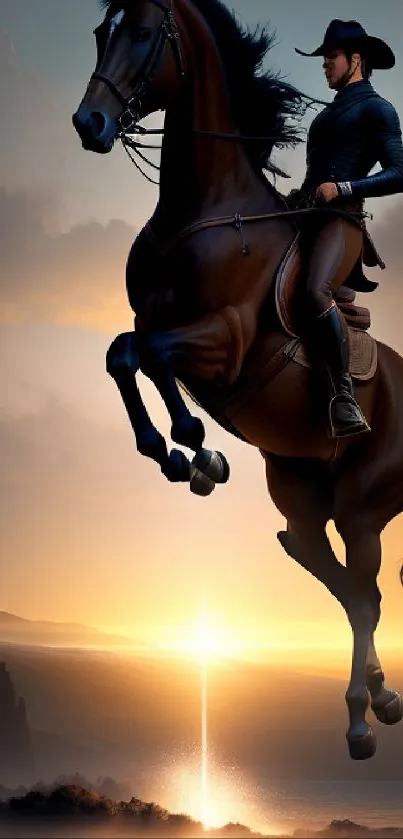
top-left (72, 105), bottom-right (116, 154)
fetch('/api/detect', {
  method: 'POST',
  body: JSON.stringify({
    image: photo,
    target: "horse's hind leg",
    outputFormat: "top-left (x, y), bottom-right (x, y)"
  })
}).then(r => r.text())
top-left (106, 331), bottom-right (191, 482)
top-left (335, 526), bottom-right (381, 759)
top-left (266, 453), bottom-right (344, 599)
top-left (278, 522), bottom-right (401, 724)
top-left (277, 521), bottom-right (346, 606)
top-left (282, 519), bottom-right (401, 753)
top-left (267, 453), bottom-right (401, 752)
top-left (285, 519), bottom-right (382, 758)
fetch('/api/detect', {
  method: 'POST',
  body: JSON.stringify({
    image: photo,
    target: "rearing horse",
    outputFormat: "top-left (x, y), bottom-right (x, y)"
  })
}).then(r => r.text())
top-left (73, 0), bottom-right (403, 760)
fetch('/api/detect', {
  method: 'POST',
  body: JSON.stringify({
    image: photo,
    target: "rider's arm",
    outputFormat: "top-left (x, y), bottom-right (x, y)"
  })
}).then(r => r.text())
top-left (337, 99), bottom-right (403, 199)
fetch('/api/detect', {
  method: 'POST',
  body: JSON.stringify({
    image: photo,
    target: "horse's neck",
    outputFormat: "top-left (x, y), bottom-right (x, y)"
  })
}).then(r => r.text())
top-left (157, 2), bottom-right (267, 224)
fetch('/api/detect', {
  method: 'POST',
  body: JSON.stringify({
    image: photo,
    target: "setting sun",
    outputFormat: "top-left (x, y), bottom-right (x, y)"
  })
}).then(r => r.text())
top-left (158, 608), bottom-right (243, 662)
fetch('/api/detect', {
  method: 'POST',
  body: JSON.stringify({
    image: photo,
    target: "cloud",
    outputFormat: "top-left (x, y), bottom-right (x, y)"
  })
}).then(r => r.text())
top-left (0, 386), bottom-right (188, 584)
top-left (1, 176), bottom-right (402, 336)
top-left (0, 23), bottom-right (159, 232)
top-left (0, 391), bottom-right (148, 505)
top-left (0, 380), bottom-right (269, 632)
top-left (360, 204), bottom-right (403, 352)
top-left (0, 387), bottom-right (196, 625)
top-left (1, 18), bottom-right (401, 338)
top-left (367, 204), bottom-right (403, 277)
top-left (0, 28), bottom-right (72, 196)
top-left (0, 186), bottom-right (135, 330)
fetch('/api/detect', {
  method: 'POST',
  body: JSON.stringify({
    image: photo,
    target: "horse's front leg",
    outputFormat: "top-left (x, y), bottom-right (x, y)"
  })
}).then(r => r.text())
top-left (138, 306), bottom-right (243, 487)
top-left (106, 331), bottom-right (191, 483)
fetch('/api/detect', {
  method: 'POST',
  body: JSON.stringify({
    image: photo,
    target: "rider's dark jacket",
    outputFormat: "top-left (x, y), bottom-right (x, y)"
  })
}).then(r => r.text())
top-left (300, 79), bottom-right (403, 200)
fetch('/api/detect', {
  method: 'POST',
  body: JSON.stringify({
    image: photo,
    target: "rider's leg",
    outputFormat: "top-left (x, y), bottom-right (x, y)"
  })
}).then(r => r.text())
top-left (302, 217), bottom-right (370, 439)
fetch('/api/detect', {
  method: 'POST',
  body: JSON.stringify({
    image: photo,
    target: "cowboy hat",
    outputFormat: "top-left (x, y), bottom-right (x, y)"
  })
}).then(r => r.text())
top-left (295, 19), bottom-right (395, 70)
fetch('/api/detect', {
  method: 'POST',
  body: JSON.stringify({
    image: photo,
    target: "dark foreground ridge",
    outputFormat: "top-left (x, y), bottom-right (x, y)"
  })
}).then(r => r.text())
top-left (1, 783), bottom-right (403, 838)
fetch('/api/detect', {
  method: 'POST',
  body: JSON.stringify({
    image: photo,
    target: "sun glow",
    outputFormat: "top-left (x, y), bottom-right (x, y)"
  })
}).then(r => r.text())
top-left (152, 754), bottom-right (280, 835)
top-left (128, 608), bottom-right (281, 834)
top-left (159, 608), bottom-right (244, 662)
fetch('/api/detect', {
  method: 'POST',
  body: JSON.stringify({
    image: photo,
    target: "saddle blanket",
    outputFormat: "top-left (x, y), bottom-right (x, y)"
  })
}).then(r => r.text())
top-left (283, 326), bottom-right (377, 382)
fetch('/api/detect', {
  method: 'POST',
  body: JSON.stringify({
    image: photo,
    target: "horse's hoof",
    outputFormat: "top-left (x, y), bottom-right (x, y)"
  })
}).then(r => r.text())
top-left (171, 417), bottom-right (205, 452)
top-left (189, 466), bottom-right (215, 497)
top-left (191, 449), bottom-right (230, 484)
top-left (346, 726), bottom-right (377, 760)
top-left (372, 692), bottom-right (403, 725)
top-left (161, 449), bottom-right (191, 482)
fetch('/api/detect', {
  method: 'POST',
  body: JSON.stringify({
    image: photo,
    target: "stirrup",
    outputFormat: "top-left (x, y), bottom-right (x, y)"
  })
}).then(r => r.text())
top-left (328, 393), bottom-right (371, 439)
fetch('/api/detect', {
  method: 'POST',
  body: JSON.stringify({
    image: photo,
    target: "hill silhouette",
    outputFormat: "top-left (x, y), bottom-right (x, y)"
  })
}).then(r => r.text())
top-left (0, 781), bottom-right (246, 837)
top-left (1, 641), bottom-right (403, 786)
top-left (1, 782), bottom-right (403, 838)
top-left (0, 611), bottom-right (141, 648)
top-left (0, 772), bottom-right (132, 803)
top-left (1, 642), bottom-right (403, 836)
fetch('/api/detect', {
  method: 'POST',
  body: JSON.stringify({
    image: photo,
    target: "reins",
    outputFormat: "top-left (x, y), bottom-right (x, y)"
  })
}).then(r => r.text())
top-left (144, 205), bottom-right (372, 256)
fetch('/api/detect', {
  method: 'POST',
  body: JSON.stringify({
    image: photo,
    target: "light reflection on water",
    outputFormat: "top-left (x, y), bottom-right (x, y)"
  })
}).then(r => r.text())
top-left (260, 779), bottom-right (403, 831)
top-left (123, 755), bottom-right (403, 836)
top-left (145, 750), bottom-right (278, 834)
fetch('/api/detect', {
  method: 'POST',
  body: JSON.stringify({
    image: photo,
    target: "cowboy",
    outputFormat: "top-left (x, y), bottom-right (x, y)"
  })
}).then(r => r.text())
top-left (292, 20), bottom-right (403, 439)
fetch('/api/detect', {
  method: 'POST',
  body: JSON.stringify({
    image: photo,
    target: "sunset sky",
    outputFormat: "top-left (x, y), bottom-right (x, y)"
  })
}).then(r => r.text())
top-left (1, 0), bottom-right (403, 659)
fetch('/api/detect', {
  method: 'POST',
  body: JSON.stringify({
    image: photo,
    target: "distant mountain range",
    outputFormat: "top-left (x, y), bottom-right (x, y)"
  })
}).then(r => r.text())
top-left (0, 611), bottom-right (140, 648)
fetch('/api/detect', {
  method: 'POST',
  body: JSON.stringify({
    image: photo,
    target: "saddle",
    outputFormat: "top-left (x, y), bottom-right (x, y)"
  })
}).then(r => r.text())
top-left (275, 232), bottom-right (378, 382)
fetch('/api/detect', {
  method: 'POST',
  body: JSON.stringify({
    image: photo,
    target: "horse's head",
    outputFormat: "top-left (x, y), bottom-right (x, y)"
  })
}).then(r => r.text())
top-left (73, 0), bottom-right (185, 153)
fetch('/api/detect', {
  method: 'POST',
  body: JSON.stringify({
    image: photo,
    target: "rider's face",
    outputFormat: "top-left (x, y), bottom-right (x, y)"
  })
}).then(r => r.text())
top-left (322, 48), bottom-right (361, 89)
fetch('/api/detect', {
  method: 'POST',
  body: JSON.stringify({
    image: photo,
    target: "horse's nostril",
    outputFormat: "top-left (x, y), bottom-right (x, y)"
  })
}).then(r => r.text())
top-left (72, 105), bottom-right (115, 152)
top-left (90, 111), bottom-right (107, 139)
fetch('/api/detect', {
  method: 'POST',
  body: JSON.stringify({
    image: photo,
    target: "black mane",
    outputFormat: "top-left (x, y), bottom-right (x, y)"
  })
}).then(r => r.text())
top-left (99, 0), bottom-right (312, 174)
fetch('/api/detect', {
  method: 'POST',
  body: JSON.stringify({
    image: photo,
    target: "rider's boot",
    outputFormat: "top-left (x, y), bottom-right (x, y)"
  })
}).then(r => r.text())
top-left (312, 304), bottom-right (371, 439)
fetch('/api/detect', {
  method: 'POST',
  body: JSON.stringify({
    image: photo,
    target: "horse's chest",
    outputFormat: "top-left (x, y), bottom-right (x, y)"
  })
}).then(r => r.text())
top-left (126, 231), bottom-right (200, 327)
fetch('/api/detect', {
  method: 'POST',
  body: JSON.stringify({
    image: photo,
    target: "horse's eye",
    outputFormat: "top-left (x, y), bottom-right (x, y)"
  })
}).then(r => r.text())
top-left (134, 26), bottom-right (152, 42)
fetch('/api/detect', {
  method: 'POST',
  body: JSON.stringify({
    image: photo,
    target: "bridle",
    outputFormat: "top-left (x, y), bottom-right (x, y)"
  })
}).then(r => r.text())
top-left (85, 3), bottom-right (366, 254)
top-left (89, 0), bottom-right (325, 184)
top-left (91, 0), bottom-right (185, 135)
